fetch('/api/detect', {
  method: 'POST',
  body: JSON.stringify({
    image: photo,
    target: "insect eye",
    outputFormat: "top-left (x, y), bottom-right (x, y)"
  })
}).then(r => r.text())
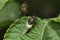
top-left (28, 16), bottom-right (36, 25)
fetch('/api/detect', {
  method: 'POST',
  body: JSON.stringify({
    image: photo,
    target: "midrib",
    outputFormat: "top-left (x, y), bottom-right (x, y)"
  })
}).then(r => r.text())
top-left (41, 21), bottom-right (49, 40)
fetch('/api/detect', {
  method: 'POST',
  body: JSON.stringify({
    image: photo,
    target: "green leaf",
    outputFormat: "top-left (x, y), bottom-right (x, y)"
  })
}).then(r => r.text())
top-left (49, 21), bottom-right (60, 37)
top-left (4, 17), bottom-right (60, 40)
top-left (0, 0), bottom-right (8, 9)
top-left (0, 0), bottom-right (20, 39)
top-left (43, 21), bottom-right (60, 40)
top-left (0, 0), bottom-right (20, 23)
top-left (0, 0), bottom-right (20, 31)
top-left (52, 18), bottom-right (60, 23)
top-left (0, 20), bottom-right (13, 40)
top-left (49, 15), bottom-right (60, 23)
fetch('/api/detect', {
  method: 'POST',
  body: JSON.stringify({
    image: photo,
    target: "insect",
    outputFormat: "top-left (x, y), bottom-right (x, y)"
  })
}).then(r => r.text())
top-left (20, 2), bottom-right (28, 17)
top-left (23, 16), bottom-right (36, 34)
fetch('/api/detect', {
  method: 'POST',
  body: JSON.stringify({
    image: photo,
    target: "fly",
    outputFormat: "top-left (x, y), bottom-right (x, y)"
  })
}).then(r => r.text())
top-left (23, 16), bottom-right (36, 34)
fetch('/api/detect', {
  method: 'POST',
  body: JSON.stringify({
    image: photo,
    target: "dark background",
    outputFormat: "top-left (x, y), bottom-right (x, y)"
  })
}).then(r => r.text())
top-left (18, 0), bottom-right (60, 18)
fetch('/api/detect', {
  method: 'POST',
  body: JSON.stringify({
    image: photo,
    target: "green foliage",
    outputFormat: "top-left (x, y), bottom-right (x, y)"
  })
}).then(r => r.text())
top-left (0, 0), bottom-right (8, 9)
top-left (50, 15), bottom-right (60, 23)
top-left (0, 20), bottom-right (13, 40)
top-left (0, 0), bottom-right (20, 22)
top-left (4, 17), bottom-right (60, 40)
top-left (0, 0), bottom-right (20, 40)
top-left (0, 0), bottom-right (20, 30)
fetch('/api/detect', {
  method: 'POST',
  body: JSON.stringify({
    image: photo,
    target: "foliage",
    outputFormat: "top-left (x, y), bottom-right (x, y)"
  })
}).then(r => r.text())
top-left (4, 17), bottom-right (60, 40)
top-left (0, 0), bottom-right (20, 40)
top-left (0, 0), bottom-right (8, 9)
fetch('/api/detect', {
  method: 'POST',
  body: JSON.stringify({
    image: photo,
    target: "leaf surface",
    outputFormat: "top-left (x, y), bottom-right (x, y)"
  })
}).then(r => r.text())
top-left (4, 17), bottom-right (60, 40)
top-left (0, 0), bottom-right (8, 9)
top-left (0, 0), bottom-right (20, 30)
top-left (0, 0), bottom-right (20, 39)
